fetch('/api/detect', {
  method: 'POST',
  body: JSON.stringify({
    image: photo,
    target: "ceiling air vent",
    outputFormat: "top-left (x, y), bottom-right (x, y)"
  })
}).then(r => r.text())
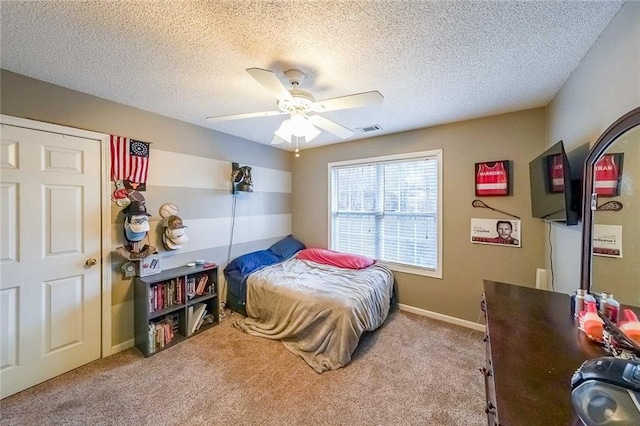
top-left (356, 124), bottom-right (382, 134)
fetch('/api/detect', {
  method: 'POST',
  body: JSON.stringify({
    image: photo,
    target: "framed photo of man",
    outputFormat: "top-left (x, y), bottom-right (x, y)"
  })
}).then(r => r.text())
top-left (592, 224), bottom-right (623, 258)
top-left (475, 160), bottom-right (510, 196)
top-left (470, 218), bottom-right (521, 248)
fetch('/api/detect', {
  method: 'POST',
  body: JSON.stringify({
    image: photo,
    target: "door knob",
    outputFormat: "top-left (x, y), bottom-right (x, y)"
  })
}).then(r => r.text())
top-left (85, 258), bottom-right (98, 267)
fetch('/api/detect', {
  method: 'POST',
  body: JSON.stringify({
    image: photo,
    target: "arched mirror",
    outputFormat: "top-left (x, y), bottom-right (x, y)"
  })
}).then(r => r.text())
top-left (580, 107), bottom-right (640, 312)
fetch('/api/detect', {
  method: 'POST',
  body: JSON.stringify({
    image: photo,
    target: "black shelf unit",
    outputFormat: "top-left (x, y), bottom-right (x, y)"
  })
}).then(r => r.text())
top-left (134, 264), bottom-right (219, 357)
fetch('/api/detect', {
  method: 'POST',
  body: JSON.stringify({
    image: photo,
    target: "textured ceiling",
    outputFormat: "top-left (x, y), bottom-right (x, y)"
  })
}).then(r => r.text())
top-left (0, 1), bottom-right (624, 151)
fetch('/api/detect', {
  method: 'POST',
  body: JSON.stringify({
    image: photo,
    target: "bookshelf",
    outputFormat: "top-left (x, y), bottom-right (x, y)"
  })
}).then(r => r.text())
top-left (134, 264), bottom-right (219, 357)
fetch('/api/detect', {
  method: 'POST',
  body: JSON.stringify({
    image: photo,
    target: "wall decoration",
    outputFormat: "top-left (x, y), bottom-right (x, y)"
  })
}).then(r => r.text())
top-left (470, 218), bottom-right (521, 247)
top-left (110, 135), bottom-right (151, 190)
top-left (231, 162), bottom-right (254, 193)
top-left (593, 153), bottom-right (624, 197)
top-left (595, 200), bottom-right (624, 212)
top-left (159, 203), bottom-right (179, 219)
top-left (592, 224), bottom-right (623, 258)
top-left (115, 200), bottom-right (157, 262)
top-left (475, 160), bottom-right (510, 196)
top-left (471, 199), bottom-right (520, 219)
top-left (162, 214), bottom-right (189, 251)
top-left (547, 153), bottom-right (565, 193)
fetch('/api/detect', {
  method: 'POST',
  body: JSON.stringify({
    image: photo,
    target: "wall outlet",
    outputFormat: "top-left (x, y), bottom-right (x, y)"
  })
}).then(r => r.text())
top-left (536, 268), bottom-right (549, 290)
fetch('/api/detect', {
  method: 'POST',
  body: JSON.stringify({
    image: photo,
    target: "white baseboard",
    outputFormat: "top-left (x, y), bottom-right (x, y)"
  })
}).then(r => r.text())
top-left (111, 339), bottom-right (134, 354)
top-left (398, 303), bottom-right (486, 332)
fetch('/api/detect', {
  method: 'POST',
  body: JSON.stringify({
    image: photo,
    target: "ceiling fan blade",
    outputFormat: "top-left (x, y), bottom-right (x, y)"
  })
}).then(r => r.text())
top-left (270, 134), bottom-right (290, 145)
top-left (206, 110), bottom-right (285, 123)
top-left (246, 68), bottom-right (293, 102)
top-left (308, 115), bottom-right (354, 139)
top-left (310, 91), bottom-right (383, 113)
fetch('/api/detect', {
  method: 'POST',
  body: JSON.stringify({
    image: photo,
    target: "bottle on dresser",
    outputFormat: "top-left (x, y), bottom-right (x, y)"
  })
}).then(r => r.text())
top-left (572, 289), bottom-right (586, 318)
top-left (598, 292), bottom-right (611, 315)
top-left (599, 292), bottom-right (621, 324)
top-left (604, 294), bottom-right (621, 324)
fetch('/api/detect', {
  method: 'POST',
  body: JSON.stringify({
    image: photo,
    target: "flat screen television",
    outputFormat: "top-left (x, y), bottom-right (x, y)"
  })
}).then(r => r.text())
top-left (529, 140), bottom-right (580, 225)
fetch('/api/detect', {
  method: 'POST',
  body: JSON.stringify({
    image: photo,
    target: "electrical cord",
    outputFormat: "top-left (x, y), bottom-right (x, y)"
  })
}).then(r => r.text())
top-left (468, 308), bottom-right (485, 338)
top-left (220, 192), bottom-right (239, 317)
top-left (226, 191), bottom-right (238, 266)
top-left (548, 221), bottom-right (555, 292)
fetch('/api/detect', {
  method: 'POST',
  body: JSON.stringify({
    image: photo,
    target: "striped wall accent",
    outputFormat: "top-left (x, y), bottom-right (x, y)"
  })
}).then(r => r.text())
top-left (146, 149), bottom-right (291, 192)
top-left (110, 147), bottom-right (292, 348)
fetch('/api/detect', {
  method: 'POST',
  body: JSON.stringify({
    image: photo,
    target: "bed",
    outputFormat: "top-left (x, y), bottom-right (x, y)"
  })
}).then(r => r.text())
top-left (225, 236), bottom-right (395, 373)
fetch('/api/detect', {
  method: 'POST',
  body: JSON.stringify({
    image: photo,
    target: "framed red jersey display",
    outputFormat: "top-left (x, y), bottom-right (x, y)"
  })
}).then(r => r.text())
top-left (593, 153), bottom-right (623, 197)
top-left (475, 160), bottom-right (510, 196)
top-left (547, 153), bottom-right (566, 193)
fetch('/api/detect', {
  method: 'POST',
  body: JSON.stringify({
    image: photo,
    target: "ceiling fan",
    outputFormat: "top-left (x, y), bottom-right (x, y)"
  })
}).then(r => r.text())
top-left (206, 68), bottom-right (383, 148)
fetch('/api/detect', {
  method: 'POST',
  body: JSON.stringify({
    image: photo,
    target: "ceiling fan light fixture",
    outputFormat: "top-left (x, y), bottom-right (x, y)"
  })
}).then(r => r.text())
top-left (303, 124), bottom-right (321, 142)
top-left (291, 114), bottom-right (321, 140)
top-left (274, 115), bottom-right (320, 144)
top-left (270, 134), bottom-right (289, 145)
top-left (274, 119), bottom-right (293, 141)
top-left (206, 68), bottom-right (383, 147)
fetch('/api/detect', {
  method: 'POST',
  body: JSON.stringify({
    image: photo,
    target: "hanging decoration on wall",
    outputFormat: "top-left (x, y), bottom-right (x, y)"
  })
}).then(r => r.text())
top-left (593, 153), bottom-right (624, 197)
top-left (231, 162), bottom-right (254, 193)
top-left (470, 218), bottom-right (522, 248)
top-left (475, 160), bottom-right (510, 196)
top-left (595, 200), bottom-right (624, 211)
top-left (162, 211), bottom-right (189, 251)
top-left (471, 199), bottom-right (520, 219)
top-left (110, 135), bottom-right (151, 191)
top-left (159, 203), bottom-right (189, 251)
top-left (547, 153), bottom-right (566, 193)
top-left (592, 224), bottom-right (623, 258)
top-left (159, 203), bottom-right (179, 219)
top-left (115, 200), bottom-right (157, 261)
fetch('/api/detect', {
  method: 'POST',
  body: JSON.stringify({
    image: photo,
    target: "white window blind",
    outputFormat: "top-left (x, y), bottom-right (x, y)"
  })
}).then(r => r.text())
top-left (330, 153), bottom-right (440, 272)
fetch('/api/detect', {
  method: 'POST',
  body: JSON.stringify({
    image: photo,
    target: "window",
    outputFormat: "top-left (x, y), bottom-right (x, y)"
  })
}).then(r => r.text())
top-left (328, 150), bottom-right (442, 278)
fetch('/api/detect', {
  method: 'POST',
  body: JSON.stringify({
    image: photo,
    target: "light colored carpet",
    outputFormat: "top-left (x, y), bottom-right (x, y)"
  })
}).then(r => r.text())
top-left (0, 310), bottom-right (486, 425)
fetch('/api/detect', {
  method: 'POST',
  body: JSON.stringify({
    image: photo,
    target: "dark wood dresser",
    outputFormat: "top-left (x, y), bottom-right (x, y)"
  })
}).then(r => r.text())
top-left (482, 280), bottom-right (607, 425)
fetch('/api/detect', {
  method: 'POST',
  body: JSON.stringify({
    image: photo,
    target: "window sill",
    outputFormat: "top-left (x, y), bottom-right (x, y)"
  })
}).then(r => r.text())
top-left (380, 262), bottom-right (442, 279)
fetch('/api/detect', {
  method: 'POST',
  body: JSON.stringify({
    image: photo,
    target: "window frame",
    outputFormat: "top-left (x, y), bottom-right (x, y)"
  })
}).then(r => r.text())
top-left (327, 149), bottom-right (443, 278)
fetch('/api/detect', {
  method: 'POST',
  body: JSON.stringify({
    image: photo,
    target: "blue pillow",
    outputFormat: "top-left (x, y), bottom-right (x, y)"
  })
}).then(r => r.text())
top-left (269, 235), bottom-right (306, 260)
top-left (224, 250), bottom-right (281, 275)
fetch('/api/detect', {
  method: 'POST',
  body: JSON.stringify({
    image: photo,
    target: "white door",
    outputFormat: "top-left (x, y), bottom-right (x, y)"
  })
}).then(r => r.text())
top-left (0, 123), bottom-right (102, 399)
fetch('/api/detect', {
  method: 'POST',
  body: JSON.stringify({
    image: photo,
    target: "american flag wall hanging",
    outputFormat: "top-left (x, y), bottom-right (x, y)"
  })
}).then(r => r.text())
top-left (110, 136), bottom-right (150, 184)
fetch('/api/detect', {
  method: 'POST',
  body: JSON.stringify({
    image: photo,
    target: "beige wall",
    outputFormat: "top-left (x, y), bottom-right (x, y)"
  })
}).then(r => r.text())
top-left (292, 109), bottom-right (547, 322)
top-left (546, 1), bottom-right (640, 296)
top-left (1, 70), bottom-right (292, 349)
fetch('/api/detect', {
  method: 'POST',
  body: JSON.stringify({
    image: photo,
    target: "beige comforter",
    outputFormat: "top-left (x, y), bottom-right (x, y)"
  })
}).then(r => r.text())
top-left (233, 258), bottom-right (394, 373)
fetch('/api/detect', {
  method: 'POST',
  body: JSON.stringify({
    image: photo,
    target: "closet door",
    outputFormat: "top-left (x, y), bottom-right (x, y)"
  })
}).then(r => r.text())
top-left (1, 124), bottom-right (102, 399)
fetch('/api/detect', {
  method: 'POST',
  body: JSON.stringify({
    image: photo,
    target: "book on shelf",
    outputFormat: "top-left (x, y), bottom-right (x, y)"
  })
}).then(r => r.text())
top-left (195, 275), bottom-right (208, 295)
top-left (187, 305), bottom-right (194, 335)
top-left (186, 277), bottom-right (197, 299)
top-left (147, 314), bottom-right (179, 353)
top-left (195, 309), bottom-right (208, 331)
top-left (189, 303), bottom-right (207, 335)
top-left (148, 280), bottom-right (189, 313)
top-left (148, 323), bottom-right (155, 353)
